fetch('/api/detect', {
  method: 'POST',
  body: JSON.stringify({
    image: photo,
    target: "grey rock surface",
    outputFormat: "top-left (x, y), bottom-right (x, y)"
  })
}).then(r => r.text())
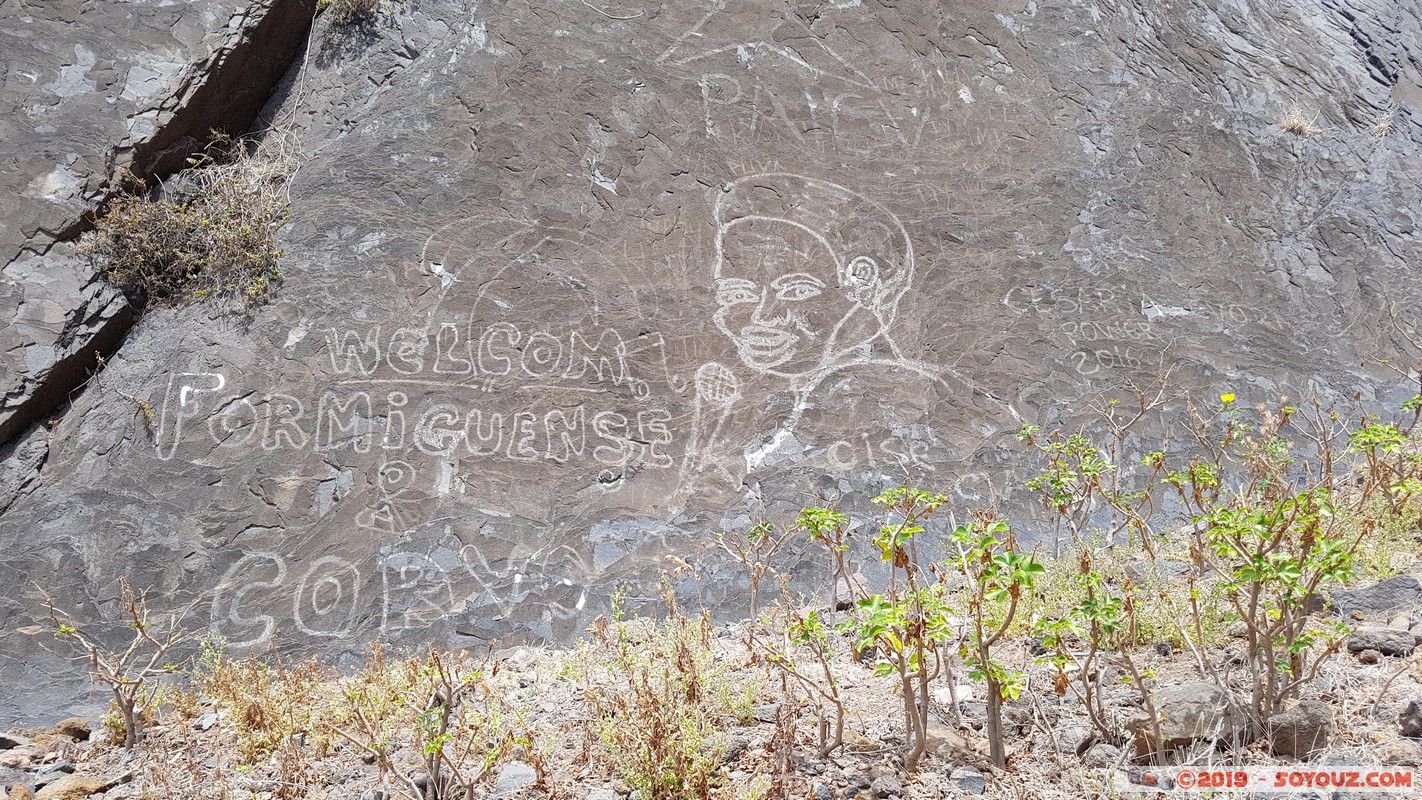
top-left (1128, 681), bottom-right (1249, 754)
top-left (1, 0), bottom-right (1422, 723)
top-left (1035, 725), bottom-right (1090, 755)
top-left (1347, 627), bottom-right (1416, 657)
top-left (1401, 700), bottom-right (1422, 738)
top-left (1084, 741), bottom-right (1123, 768)
top-left (0, 0), bottom-right (316, 450)
top-left (869, 774), bottom-right (902, 798)
top-left (1332, 575), bottom-right (1422, 618)
top-left (951, 767), bottom-right (987, 794)
top-left (491, 760), bottom-right (538, 797)
top-left (1267, 699), bottom-right (1333, 758)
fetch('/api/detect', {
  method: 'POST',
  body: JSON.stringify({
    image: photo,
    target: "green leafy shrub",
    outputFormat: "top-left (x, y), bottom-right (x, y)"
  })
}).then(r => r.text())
top-left (84, 132), bottom-right (289, 309)
top-left (838, 487), bottom-right (957, 771)
top-left (1022, 390), bottom-right (1422, 748)
top-left (1036, 550), bottom-right (1161, 758)
top-left (942, 514), bottom-right (1042, 768)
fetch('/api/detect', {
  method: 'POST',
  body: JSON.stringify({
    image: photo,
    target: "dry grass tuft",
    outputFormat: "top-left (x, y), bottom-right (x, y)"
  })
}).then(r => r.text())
top-left (1279, 106), bottom-right (1322, 136)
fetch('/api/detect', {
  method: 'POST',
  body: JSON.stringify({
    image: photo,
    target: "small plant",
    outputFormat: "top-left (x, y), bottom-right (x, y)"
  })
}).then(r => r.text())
top-left (717, 521), bottom-right (791, 659)
top-left (1036, 550), bottom-right (1162, 759)
top-left (1197, 486), bottom-right (1354, 724)
top-left (45, 578), bottom-right (196, 750)
top-left (332, 646), bottom-right (512, 800)
top-left (84, 131), bottom-right (289, 309)
top-left (123, 393), bottom-right (157, 430)
top-left (839, 486), bottom-right (955, 771)
top-left (1371, 108), bottom-right (1395, 137)
top-left (761, 577), bottom-right (847, 757)
top-left (581, 595), bottom-right (729, 800)
top-left (1018, 380), bottom-right (1170, 556)
top-left (796, 505), bottom-right (859, 607)
top-left (318, 0), bottom-right (382, 24)
top-left (1279, 106), bottom-right (1321, 136)
top-left (943, 514), bottom-right (1043, 768)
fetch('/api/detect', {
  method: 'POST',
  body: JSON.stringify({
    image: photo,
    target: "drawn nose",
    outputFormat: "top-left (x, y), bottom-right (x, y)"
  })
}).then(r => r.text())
top-left (750, 290), bottom-right (788, 326)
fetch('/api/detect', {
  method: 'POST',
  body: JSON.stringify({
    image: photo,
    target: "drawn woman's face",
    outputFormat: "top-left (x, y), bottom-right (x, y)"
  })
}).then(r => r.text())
top-left (713, 218), bottom-right (868, 375)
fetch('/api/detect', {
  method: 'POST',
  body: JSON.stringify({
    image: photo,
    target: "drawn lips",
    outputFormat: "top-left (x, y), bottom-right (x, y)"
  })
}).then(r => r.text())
top-left (736, 325), bottom-right (796, 365)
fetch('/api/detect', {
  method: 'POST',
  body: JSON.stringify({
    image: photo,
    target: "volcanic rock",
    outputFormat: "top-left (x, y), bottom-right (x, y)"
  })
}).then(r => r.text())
top-left (2, 0), bottom-right (1422, 726)
top-left (1348, 628), bottom-right (1416, 657)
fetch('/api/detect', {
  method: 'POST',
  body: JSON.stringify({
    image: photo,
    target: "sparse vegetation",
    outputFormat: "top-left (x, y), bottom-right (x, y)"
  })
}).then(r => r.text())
top-left (332, 647), bottom-right (515, 800)
top-left (14, 388), bottom-right (1422, 799)
top-left (1280, 106), bottom-right (1322, 135)
top-left (44, 578), bottom-right (195, 750)
top-left (1371, 108), bottom-right (1396, 137)
top-left (318, 0), bottom-right (382, 25)
top-left (83, 131), bottom-right (290, 309)
top-left (577, 591), bottom-right (741, 800)
top-left (200, 644), bottom-right (337, 764)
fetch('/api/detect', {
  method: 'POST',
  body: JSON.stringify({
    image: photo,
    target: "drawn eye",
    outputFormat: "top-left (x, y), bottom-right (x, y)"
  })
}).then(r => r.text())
top-left (775, 282), bottom-right (823, 301)
top-left (716, 286), bottom-right (758, 305)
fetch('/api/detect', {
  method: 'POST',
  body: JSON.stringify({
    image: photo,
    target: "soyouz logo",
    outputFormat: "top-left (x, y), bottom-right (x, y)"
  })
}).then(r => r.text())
top-left (1109, 766), bottom-right (1416, 793)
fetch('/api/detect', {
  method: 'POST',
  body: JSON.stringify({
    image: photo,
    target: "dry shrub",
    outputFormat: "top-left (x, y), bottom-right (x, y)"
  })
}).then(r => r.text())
top-left (199, 645), bottom-right (337, 764)
top-left (1279, 106), bottom-right (1321, 136)
top-left (580, 603), bottom-right (735, 800)
top-left (84, 131), bottom-right (291, 309)
top-left (319, 0), bottom-right (382, 24)
top-left (331, 644), bottom-right (516, 800)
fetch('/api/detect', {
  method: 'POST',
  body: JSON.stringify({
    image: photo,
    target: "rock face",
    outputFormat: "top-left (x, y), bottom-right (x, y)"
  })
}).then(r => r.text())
top-left (1128, 682), bottom-right (1249, 756)
top-left (0, 0), bottom-right (317, 449)
top-left (2, 0), bottom-right (1422, 721)
top-left (1268, 700), bottom-right (1333, 758)
top-left (1332, 575), bottom-right (1422, 618)
top-left (1400, 700), bottom-right (1422, 739)
top-left (1348, 627), bottom-right (1417, 657)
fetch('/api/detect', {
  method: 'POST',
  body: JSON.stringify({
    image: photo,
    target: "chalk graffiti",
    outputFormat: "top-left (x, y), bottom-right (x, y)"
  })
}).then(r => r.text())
top-left (210, 552), bottom-right (285, 648)
top-left (207, 544), bottom-right (600, 649)
top-left (160, 385), bottom-right (676, 473)
top-left (683, 172), bottom-right (1012, 487)
top-left (324, 322), bottom-right (644, 390)
top-left (1003, 285), bottom-right (1120, 315)
top-left (156, 372), bottom-right (226, 460)
top-left (293, 556), bottom-right (361, 638)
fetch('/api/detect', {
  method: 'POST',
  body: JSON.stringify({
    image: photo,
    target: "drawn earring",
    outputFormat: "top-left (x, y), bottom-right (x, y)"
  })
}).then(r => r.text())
top-left (842, 256), bottom-right (878, 301)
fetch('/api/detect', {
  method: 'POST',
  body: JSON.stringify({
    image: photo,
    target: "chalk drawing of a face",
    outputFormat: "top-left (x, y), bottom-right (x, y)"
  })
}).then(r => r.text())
top-left (711, 174), bottom-right (914, 381)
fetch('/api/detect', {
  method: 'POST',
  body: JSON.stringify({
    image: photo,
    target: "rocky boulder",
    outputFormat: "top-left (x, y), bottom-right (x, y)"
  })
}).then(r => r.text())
top-left (1267, 700), bottom-right (1333, 758)
top-left (1332, 576), bottom-right (1422, 619)
top-left (33, 775), bottom-right (117, 800)
top-left (1401, 700), bottom-right (1422, 739)
top-left (1376, 738), bottom-right (1422, 767)
top-left (49, 719), bottom-right (88, 743)
top-left (1347, 628), bottom-right (1416, 657)
top-left (1127, 682), bottom-right (1250, 758)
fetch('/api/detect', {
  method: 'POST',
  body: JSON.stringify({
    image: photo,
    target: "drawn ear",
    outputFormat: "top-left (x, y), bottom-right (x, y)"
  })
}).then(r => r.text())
top-left (840, 256), bottom-right (879, 301)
